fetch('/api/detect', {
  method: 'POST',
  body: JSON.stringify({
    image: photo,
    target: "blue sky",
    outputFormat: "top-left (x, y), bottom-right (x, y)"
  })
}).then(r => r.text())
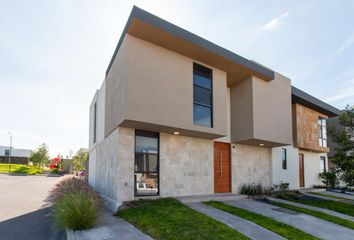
top-left (0, 1), bottom-right (353, 156)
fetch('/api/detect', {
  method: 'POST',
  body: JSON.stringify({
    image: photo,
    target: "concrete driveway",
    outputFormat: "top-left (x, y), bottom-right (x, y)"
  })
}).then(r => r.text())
top-left (0, 174), bottom-right (60, 240)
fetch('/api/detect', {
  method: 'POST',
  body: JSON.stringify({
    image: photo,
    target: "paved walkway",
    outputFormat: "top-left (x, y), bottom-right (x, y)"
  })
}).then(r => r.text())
top-left (187, 203), bottom-right (285, 240)
top-left (268, 197), bottom-right (354, 221)
top-left (303, 192), bottom-right (354, 204)
top-left (324, 191), bottom-right (354, 200)
top-left (224, 199), bottom-right (354, 240)
top-left (69, 207), bottom-right (152, 240)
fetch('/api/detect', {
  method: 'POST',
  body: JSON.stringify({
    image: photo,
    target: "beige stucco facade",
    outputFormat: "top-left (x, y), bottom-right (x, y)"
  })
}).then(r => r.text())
top-left (105, 34), bottom-right (228, 139)
top-left (230, 73), bottom-right (293, 147)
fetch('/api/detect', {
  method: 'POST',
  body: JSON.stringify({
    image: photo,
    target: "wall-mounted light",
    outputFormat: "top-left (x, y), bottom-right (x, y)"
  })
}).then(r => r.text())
top-left (173, 132), bottom-right (180, 135)
top-left (259, 143), bottom-right (264, 147)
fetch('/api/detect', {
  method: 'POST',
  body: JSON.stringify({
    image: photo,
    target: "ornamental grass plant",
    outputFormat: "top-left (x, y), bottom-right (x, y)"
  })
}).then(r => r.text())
top-left (47, 175), bottom-right (100, 230)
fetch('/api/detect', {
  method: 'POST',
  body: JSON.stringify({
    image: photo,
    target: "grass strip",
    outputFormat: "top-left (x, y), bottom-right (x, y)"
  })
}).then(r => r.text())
top-left (118, 198), bottom-right (249, 240)
top-left (0, 163), bottom-right (43, 174)
top-left (309, 192), bottom-right (354, 201)
top-left (277, 194), bottom-right (354, 217)
top-left (205, 201), bottom-right (319, 240)
top-left (268, 200), bottom-right (354, 230)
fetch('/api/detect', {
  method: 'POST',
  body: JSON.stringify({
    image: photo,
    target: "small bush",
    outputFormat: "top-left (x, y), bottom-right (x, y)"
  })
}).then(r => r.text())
top-left (313, 184), bottom-right (327, 189)
top-left (240, 182), bottom-right (264, 195)
top-left (319, 171), bottom-right (338, 188)
top-left (53, 190), bottom-right (99, 230)
top-left (48, 175), bottom-right (100, 230)
top-left (46, 175), bottom-right (98, 204)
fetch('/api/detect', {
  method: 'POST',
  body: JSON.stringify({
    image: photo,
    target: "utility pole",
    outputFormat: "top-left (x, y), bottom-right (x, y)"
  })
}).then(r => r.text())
top-left (8, 132), bottom-right (12, 174)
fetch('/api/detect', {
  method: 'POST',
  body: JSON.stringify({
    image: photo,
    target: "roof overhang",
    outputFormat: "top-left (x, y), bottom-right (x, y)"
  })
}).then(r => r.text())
top-left (106, 6), bottom-right (275, 85)
top-left (291, 86), bottom-right (341, 117)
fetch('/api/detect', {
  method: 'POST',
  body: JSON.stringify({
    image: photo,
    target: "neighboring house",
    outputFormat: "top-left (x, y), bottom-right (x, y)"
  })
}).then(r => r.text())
top-left (327, 112), bottom-right (354, 170)
top-left (0, 146), bottom-right (31, 164)
top-left (88, 6), bottom-right (341, 209)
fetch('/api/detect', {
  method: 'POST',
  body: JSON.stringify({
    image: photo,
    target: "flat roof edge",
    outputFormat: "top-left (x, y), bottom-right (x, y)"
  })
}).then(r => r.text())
top-left (105, 6), bottom-right (274, 80)
top-left (291, 86), bottom-right (341, 117)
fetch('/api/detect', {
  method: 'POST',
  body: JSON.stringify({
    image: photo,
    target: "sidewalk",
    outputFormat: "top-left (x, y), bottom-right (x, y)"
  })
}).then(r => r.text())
top-left (67, 207), bottom-right (152, 240)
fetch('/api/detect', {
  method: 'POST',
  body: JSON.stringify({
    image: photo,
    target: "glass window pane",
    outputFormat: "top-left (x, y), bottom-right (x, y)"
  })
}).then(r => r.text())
top-left (148, 154), bottom-right (158, 172)
top-left (136, 135), bottom-right (158, 154)
top-left (319, 139), bottom-right (323, 147)
top-left (322, 119), bottom-right (326, 126)
top-left (323, 139), bottom-right (327, 147)
top-left (135, 173), bottom-right (158, 196)
top-left (135, 153), bottom-right (146, 172)
top-left (194, 86), bottom-right (211, 106)
top-left (323, 127), bottom-right (327, 140)
top-left (193, 74), bottom-right (211, 89)
top-left (317, 118), bottom-right (322, 125)
top-left (193, 104), bottom-right (211, 127)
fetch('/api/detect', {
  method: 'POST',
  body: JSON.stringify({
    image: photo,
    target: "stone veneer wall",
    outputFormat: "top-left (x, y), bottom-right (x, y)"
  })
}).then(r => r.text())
top-left (159, 133), bottom-right (214, 197)
top-left (232, 144), bottom-right (272, 193)
top-left (293, 103), bottom-right (329, 152)
top-left (93, 127), bottom-right (134, 208)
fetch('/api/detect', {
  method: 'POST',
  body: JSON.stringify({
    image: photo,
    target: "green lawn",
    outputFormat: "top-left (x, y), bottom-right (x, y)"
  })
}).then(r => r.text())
top-left (0, 163), bottom-right (43, 175)
top-left (118, 198), bottom-right (249, 240)
top-left (268, 200), bottom-right (354, 230)
top-left (205, 201), bottom-right (319, 240)
top-left (276, 193), bottom-right (354, 217)
top-left (309, 192), bottom-right (354, 201)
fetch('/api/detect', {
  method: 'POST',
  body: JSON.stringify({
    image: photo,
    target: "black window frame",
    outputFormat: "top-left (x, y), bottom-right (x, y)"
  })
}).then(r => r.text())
top-left (281, 148), bottom-right (287, 170)
top-left (134, 130), bottom-right (160, 197)
top-left (320, 156), bottom-right (326, 172)
top-left (93, 102), bottom-right (97, 144)
top-left (193, 63), bottom-right (213, 128)
top-left (4, 149), bottom-right (10, 156)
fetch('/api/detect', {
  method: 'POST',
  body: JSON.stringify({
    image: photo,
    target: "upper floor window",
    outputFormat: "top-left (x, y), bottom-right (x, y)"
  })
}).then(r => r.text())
top-left (320, 156), bottom-right (326, 172)
top-left (193, 63), bottom-right (212, 127)
top-left (93, 102), bottom-right (97, 144)
top-left (318, 117), bottom-right (327, 147)
top-left (281, 148), bottom-right (287, 170)
top-left (4, 149), bottom-right (10, 156)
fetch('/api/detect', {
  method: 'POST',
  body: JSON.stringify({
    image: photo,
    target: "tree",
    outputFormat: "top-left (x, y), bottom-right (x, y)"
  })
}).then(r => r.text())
top-left (72, 149), bottom-right (89, 172)
top-left (329, 105), bottom-right (354, 186)
top-left (29, 143), bottom-right (50, 167)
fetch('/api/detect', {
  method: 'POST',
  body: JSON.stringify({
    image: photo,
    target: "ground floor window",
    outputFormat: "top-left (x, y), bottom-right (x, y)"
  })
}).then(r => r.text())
top-left (281, 148), bottom-right (287, 170)
top-left (134, 130), bottom-right (159, 196)
top-left (320, 156), bottom-right (326, 172)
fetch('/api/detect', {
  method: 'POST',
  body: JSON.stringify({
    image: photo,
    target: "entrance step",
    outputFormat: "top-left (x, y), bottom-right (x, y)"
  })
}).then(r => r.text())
top-left (177, 193), bottom-right (247, 203)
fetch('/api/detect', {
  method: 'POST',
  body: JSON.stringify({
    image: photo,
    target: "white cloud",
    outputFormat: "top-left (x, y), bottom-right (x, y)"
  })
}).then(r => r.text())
top-left (335, 31), bottom-right (354, 55)
top-left (261, 12), bottom-right (289, 30)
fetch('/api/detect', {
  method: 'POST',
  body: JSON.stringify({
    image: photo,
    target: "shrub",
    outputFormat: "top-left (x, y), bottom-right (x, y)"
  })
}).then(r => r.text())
top-left (319, 171), bottom-right (338, 188)
top-left (47, 175), bottom-right (100, 230)
top-left (240, 182), bottom-right (264, 195)
top-left (53, 190), bottom-right (99, 230)
top-left (46, 175), bottom-right (98, 204)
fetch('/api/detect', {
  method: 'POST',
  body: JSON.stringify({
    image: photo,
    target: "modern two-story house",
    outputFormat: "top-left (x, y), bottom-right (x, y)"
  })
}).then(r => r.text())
top-left (88, 6), bottom-right (341, 209)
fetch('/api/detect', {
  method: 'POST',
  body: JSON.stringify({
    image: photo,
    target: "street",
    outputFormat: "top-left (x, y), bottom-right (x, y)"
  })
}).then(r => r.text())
top-left (0, 174), bottom-right (60, 240)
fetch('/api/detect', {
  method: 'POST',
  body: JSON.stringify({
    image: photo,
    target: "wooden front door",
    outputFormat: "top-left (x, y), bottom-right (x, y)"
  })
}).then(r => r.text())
top-left (299, 153), bottom-right (305, 187)
top-left (214, 142), bottom-right (231, 193)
